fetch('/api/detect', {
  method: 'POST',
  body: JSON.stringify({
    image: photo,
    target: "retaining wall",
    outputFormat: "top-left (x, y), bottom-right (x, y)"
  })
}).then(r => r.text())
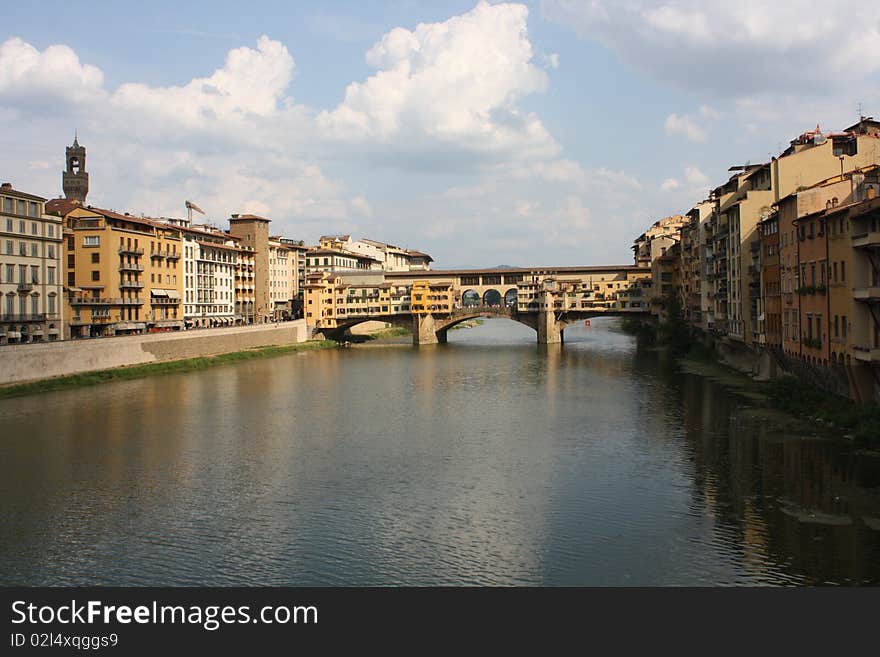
top-left (0, 320), bottom-right (308, 385)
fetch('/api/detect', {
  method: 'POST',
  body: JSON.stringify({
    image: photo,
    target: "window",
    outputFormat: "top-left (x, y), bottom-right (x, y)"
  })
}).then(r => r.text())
top-left (91, 271), bottom-right (100, 281)
top-left (5, 240), bottom-right (11, 255)
top-left (31, 266), bottom-right (38, 283)
top-left (5, 264), bottom-right (12, 282)
top-left (31, 222), bottom-right (37, 235)
top-left (3, 198), bottom-right (12, 213)
top-left (834, 315), bottom-right (839, 338)
top-left (30, 243), bottom-right (37, 257)
top-left (5, 294), bottom-right (13, 316)
top-left (19, 242), bottom-right (26, 256)
top-left (19, 220), bottom-right (25, 233)
top-left (19, 264), bottom-right (26, 283)
top-left (5, 218), bottom-right (11, 231)
top-left (47, 245), bottom-right (55, 259)
top-left (48, 224), bottom-right (54, 237)
top-left (841, 262), bottom-right (846, 282)
top-left (842, 316), bottom-right (847, 339)
top-left (47, 267), bottom-right (55, 284)
top-left (31, 295), bottom-right (38, 315)
top-left (91, 252), bottom-right (99, 264)
top-left (29, 202), bottom-right (38, 217)
top-left (83, 236), bottom-right (100, 247)
top-left (48, 295), bottom-right (55, 315)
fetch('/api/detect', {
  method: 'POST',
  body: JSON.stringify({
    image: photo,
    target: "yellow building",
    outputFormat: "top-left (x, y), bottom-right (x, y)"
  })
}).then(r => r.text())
top-left (410, 280), bottom-right (453, 314)
top-left (56, 206), bottom-right (184, 337)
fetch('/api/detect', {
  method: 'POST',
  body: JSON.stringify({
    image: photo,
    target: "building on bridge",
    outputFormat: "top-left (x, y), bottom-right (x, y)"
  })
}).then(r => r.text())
top-left (305, 266), bottom-right (652, 343)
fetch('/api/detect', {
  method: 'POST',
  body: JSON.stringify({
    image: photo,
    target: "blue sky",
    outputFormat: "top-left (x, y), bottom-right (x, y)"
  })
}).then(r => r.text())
top-left (2, 1), bottom-right (878, 267)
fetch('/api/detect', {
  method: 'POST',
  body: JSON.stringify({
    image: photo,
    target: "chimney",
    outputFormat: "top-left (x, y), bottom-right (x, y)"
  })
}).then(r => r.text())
top-left (1, 182), bottom-right (12, 190)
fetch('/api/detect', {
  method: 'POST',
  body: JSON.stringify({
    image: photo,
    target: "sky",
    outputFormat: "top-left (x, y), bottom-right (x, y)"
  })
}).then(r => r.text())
top-left (1, 1), bottom-right (878, 268)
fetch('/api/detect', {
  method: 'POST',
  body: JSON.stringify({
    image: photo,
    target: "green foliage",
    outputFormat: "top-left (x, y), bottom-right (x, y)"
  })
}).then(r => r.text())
top-left (761, 376), bottom-right (880, 443)
top-left (656, 294), bottom-right (691, 354)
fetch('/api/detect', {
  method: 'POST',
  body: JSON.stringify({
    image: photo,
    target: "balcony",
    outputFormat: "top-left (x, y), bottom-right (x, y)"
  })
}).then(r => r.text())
top-left (852, 232), bottom-right (880, 249)
top-left (166, 252), bottom-right (181, 260)
top-left (119, 281), bottom-right (145, 289)
top-left (854, 345), bottom-right (880, 363)
top-left (0, 313), bottom-right (59, 322)
top-left (70, 297), bottom-right (115, 306)
top-left (150, 251), bottom-right (165, 259)
top-left (16, 282), bottom-right (33, 293)
top-left (118, 263), bottom-right (144, 272)
top-left (151, 297), bottom-right (179, 305)
top-left (853, 287), bottom-right (880, 302)
top-left (118, 246), bottom-right (144, 256)
top-left (119, 298), bottom-right (144, 305)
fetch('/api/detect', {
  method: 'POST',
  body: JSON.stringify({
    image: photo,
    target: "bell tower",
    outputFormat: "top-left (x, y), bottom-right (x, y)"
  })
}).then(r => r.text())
top-left (63, 135), bottom-right (89, 203)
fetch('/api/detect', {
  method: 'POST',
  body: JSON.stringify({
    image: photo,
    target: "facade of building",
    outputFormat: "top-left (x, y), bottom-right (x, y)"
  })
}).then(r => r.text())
top-left (58, 206), bottom-right (183, 337)
top-left (0, 184), bottom-right (64, 344)
top-left (228, 214), bottom-right (271, 323)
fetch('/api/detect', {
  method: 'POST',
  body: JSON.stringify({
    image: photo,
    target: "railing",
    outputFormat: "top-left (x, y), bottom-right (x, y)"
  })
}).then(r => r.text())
top-left (119, 281), bottom-right (145, 289)
top-left (16, 282), bottom-right (33, 293)
top-left (118, 247), bottom-right (145, 255)
top-left (118, 264), bottom-right (144, 272)
top-left (70, 297), bottom-right (116, 306)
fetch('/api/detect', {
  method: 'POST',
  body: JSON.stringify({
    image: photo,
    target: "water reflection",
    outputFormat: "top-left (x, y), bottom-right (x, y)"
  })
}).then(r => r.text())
top-left (0, 318), bottom-right (877, 585)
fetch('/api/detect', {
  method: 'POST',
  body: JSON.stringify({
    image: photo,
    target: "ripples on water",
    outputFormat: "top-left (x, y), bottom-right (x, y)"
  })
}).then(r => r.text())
top-left (1, 318), bottom-right (878, 585)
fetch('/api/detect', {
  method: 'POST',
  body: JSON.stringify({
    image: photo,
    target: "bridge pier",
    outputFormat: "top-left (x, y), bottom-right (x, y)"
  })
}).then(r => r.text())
top-left (412, 313), bottom-right (441, 346)
top-left (536, 311), bottom-right (563, 344)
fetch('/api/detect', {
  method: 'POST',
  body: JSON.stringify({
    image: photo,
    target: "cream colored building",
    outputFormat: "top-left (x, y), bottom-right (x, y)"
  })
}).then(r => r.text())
top-left (0, 183), bottom-right (64, 344)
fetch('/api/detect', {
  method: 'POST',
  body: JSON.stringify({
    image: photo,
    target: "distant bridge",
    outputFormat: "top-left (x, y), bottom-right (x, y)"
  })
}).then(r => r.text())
top-left (319, 304), bottom-right (648, 345)
top-left (308, 264), bottom-right (652, 345)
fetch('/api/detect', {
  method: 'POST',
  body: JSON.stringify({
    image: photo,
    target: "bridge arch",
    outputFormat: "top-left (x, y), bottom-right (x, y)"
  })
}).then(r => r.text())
top-left (482, 289), bottom-right (502, 306)
top-left (504, 288), bottom-right (517, 307)
top-left (316, 314), bottom-right (412, 341)
top-left (462, 289), bottom-right (480, 307)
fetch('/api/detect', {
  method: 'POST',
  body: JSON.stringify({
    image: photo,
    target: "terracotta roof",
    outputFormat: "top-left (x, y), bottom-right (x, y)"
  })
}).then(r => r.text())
top-left (229, 213), bottom-right (270, 222)
top-left (45, 198), bottom-right (82, 216)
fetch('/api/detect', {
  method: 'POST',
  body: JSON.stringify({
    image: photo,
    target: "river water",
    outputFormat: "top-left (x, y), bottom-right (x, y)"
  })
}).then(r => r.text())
top-left (1, 318), bottom-right (878, 585)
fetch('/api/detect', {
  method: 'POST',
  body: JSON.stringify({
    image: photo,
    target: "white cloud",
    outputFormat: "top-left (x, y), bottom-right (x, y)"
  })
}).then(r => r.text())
top-left (317, 1), bottom-right (558, 160)
top-left (0, 37), bottom-right (104, 105)
top-left (664, 113), bottom-right (706, 143)
top-left (684, 166), bottom-right (709, 185)
top-left (0, 4), bottom-right (645, 266)
top-left (660, 178), bottom-right (680, 191)
top-left (541, 1), bottom-right (880, 96)
top-left (112, 36), bottom-right (294, 126)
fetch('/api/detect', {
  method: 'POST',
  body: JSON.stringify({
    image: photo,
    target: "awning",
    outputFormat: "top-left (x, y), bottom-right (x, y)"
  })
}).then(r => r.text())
top-left (166, 289), bottom-right (181, 299)
top-left (48, 328), bottom-right (59, 334)
top-left (7, 332), bottom-right (21, 339)
top-left (151, 289), bottom-right (168, 297)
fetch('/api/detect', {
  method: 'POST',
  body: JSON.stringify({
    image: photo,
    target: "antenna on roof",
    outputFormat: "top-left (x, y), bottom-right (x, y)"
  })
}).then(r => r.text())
top-left (858, 101), bottom-right (863, 120)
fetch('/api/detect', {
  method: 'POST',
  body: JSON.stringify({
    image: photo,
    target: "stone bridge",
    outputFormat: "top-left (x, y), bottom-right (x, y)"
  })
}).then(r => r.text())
top-left (318, 304), bottom-right (646, 345)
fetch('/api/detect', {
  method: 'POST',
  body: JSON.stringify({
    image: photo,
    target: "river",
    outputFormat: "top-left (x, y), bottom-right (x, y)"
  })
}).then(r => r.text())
top-left (1, 318), bottom-right (878, 585)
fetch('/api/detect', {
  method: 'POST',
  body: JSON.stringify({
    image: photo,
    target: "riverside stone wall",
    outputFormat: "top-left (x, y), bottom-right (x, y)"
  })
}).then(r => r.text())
top-left (0, 320), bottom-right (308, 385)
